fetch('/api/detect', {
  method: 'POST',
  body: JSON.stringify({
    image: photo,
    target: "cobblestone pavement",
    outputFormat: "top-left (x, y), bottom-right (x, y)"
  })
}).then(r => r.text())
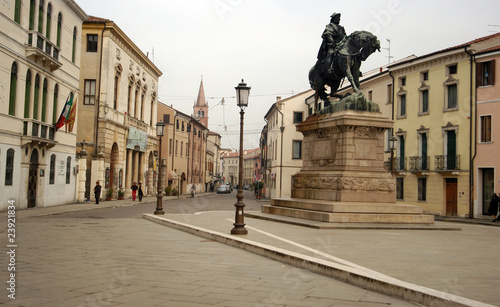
top-left (0, 193), bottom-right (420, 306)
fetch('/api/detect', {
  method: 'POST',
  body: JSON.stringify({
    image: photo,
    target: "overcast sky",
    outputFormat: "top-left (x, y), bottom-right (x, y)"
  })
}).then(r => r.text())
top-left (77, 0), bottom-right (500, 150)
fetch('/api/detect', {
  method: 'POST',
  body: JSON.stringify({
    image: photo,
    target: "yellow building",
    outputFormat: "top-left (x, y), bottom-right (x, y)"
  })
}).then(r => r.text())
top-left (77, 16), bottom-right (162, 200)
top-left (389, 33), bottom-right (500, 217)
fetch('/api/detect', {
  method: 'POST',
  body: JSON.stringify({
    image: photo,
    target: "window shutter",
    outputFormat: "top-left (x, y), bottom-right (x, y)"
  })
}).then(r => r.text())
top-left (476, 62), bottom-right (483, 87)
top-left (490, 59), bottom-right (495, 85)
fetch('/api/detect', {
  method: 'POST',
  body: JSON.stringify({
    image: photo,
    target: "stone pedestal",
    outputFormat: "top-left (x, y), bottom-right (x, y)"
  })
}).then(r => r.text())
top-left (262, 109), bottom-right (434, 224)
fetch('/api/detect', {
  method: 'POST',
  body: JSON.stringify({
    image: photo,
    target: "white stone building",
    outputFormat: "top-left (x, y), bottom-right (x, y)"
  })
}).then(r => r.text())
top-left (0, 0), bottom-right (87, 210)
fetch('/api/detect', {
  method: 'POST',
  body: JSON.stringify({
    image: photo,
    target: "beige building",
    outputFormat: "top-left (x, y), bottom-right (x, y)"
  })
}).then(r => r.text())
top-left (76, 16), bottom-right (162, 200)
top-left (263, 91), bottom-right (312, 199)
top-left (0, 0), bottom-right (87, 210)
top-left (207, 131), bottom-right (222, 191)
top-left (243, 148), bottom-right (260, 187)
top-left (389, 33), bottom-right (500, 217)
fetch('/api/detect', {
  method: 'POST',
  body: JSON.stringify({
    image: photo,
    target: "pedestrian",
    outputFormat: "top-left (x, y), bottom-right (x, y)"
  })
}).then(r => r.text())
top-left (489, 193), bottom-right (500, 222)
top-left (138, 182), bottom-right (144, 202)
top-left (190, 185), bottom-right (196, 198)
top-left (131, 182), bottom-right (138, 201)
top-left (93, 181), bottom-right (101, 205)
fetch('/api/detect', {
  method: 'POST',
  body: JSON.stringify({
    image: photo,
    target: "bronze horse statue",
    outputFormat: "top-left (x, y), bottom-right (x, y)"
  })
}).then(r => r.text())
top-left (309, 31), bottom-right (380, 110)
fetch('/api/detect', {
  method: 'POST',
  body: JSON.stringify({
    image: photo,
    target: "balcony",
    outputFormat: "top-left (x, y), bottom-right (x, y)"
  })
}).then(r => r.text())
top-left (435, 155), bottom-right (460, 174)
top-left (409, 156), bottom-right (430, 174)
top-left (391, 157), bottom-right (407, 173)
top-left (22, 119), bottom-right (57, 149)
top-left (26, 30), bottom-right (62, 71)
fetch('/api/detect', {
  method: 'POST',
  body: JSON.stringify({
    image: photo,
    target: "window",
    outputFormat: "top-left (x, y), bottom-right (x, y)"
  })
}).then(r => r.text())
top-left (113, 76), bottom-right (119, 109)
top-left (182, 122), bottom-right (185, 131)
top-left (181, 142), bottom-right (183, 157)
top-left (38, 0), bottom-right (44, 33)
top-left (50, 154), bottom-right (56, 184)
top-left (386, 84), bottom-right (392, 104)
top-left (52, 84), bottom-right (58, 123)
top-left (399, 77), bottom-right (406, 87)
top-left (421, 71), bottom-right (429, 81)
top-left (24, 70), bottom-right (32, 118)
top-left (175, 140), bottom-right (178, 156)
top-left (419, 132), bottom-right (428, 171)
top-left (398, 94), bottom-right (406, 117)
top-left (292, 140), bottom-right (302, 159)
top-left (418, 178), bottom-right (426, 201)
top-left (163, 114), bottom-right (170, 125)
top-left (481, 115), bottom-right (492, 143)
top-left (72, 27), bottom-right (76, 63)
top-left (5, 149), bottom-right (15, 186)
top-left (66, 156), bottom-right (71, 184)
top-left (46, 3), bottom-right (52, 39)
top-left (420, 89), bottom-right (429, 114)
top-left (396, 177), bottom-right (404, 200)
top-left (41, 79), bottom-right (48, 122)
top-left (368, 90), bottom-right (373, 101)
top-left (169, 139), bottom-right (172, 155)
top-left (29, 0), bottom-right (35, 30)
top-left (448, 64), bottom-right (458, 75)
top-left (33, 74), bottom-right (40, 120)
top-left (84, 80), bottom-right (96, 105)
top-left (87, 34), bottom-right (98, 52)
top-left (9, 62), bottom-right (17, 116)
top-left (176, 120), bottom-right (179, 130)
top-left (446, 84), bottom-right (457, 109)
top-left (56, 13), bottom-right (62, 47)
top-left (477, 60), bottom-right (495, 87)
top-left (14, 0), bottom-right (21, 24)
top-left (293, 112), bottom-right (303, 124)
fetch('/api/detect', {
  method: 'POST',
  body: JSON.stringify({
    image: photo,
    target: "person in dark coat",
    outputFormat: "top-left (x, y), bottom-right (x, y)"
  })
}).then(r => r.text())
top-left (93, 181), bottom-right (101, 205)
top-left (138, 182), bottom-right (144, 202)
top-left (131, 182), bottom-right (138, 201)
top-left (489, 193), bottom-right (500, 221)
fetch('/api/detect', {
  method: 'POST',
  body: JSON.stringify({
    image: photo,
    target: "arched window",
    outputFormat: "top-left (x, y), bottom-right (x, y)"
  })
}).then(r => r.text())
top-left (72, 26), bottom-right (76, 63)
top-left (9, 62), bottom-right (17, 116)
top-left (38, 0), bottom-right (44, 34)
top-left (52, 84), bottom-right (58, 123)
top-left (5, 148), bottom-right (15, 186)
top-left (49, 154), bottom-right (55, 184)
top-left (56, 13), bottom-right (62, 47)
top-left (41, 78), bottom-right (48, 122)
top-left (24, 70), bottom-right (32, 118)
top-left (29, 0), bottom-right (35, 30)
top-left (33, 74), bottom-right (40, 120)
top-left (46, 3), bottom-right (52, 40)
top-left (66, 156), bottom-right (71, 184)
top-left (14, 0), bottom-right (21, 24)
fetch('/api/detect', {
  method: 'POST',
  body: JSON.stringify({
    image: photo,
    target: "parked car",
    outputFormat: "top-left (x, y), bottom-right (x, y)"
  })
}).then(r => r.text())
top-left (243, 185), bottom-right (251, 190)
top-left (217, 185), bottom-right (231, 194)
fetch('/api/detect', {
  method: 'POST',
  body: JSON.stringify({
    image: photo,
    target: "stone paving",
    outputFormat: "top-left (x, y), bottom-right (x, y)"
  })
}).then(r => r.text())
top-left (1, 194), bottom-right (500, 306)
top-left (0, 196), bottom-right (418, 307)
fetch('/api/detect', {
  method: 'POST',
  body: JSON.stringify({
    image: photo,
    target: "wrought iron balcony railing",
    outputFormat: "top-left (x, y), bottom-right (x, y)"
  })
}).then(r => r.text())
top-left (435, 155), bottom-right (460, 171)
top-left (409, 156), bottom-right (430, 172)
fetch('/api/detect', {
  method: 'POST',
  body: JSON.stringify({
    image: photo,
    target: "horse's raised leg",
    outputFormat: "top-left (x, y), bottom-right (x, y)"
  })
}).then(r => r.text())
top-left (345, 59), bottom-right (360, 93)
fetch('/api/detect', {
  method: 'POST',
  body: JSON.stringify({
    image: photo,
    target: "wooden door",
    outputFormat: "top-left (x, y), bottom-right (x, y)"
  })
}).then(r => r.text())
top-left (446, 178), bottom-right (458, 216)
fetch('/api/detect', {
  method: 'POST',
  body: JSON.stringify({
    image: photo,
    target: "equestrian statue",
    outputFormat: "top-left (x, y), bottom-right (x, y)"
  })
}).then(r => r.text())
top-left (309, 13), bottom-right (381, 113)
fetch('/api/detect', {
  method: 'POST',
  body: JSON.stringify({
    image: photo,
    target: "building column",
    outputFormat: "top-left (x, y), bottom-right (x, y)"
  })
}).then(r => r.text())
top-left (125, 149), bottom-right (132, 196)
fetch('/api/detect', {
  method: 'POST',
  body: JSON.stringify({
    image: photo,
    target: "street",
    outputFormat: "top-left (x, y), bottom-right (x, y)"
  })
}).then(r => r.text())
top-left (0, 192), bottom-right (419, 306)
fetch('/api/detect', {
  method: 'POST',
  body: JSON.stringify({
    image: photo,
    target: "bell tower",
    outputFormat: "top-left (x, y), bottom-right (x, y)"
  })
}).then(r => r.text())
top-left (194, 78), bottom-right (208, 127)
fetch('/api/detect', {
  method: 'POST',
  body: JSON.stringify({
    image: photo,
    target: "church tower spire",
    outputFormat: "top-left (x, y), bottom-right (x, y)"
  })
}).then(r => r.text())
top-left (194, 78), bottom-right (209, 127)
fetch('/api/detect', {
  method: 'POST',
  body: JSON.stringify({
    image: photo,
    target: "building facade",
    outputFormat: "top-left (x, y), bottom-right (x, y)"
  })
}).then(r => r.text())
top-left (0, 0), bottom-right (87, 210)
top-left (474, 47), bottom-right (500, 215)
top-left (76, 16), bottom-right (162, 200)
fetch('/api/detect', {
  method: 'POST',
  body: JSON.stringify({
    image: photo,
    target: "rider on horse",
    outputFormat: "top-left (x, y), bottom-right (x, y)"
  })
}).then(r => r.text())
top-left (317, 12), bottom-right (347, 76)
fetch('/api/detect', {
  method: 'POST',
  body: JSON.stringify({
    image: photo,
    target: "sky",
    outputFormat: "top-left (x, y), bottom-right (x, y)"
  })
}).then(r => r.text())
top-left (77, 0), bottom-right (500, 151)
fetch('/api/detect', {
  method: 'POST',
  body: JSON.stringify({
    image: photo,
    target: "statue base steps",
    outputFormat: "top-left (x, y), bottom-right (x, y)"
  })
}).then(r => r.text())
top-left (262, 198), bottom-right (434, 224)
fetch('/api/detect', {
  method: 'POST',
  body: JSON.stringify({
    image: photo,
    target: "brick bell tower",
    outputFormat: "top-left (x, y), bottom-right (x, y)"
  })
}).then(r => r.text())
top-left (194, 78), bottom-right (209, 127)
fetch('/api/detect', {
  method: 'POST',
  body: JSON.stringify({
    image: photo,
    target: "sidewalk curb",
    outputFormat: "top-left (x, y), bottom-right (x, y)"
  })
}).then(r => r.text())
top-left (142, 213), bottom-right (494, 307)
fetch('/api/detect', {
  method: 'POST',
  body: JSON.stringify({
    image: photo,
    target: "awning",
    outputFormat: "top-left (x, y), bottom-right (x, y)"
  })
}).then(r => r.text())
top-left (168, 171), bottom-right (178, 180)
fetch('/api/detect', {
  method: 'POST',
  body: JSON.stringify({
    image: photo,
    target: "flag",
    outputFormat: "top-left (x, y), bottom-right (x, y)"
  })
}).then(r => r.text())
top-left (65, 96), bottom-right (77, 133)
top-left (54, 92), bottom-right (74, 130)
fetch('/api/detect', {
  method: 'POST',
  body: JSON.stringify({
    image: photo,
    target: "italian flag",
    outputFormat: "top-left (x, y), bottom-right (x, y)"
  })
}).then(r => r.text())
top-left (54, 92), bottom-right (75, 131)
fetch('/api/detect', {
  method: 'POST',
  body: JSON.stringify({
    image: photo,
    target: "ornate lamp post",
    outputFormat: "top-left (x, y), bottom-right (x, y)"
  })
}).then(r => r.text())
top-left (154, 121), bottom-right (165, 215)
top-left (389, 136), bottom-right (397, 174)
top-left (231, 79), bottom-right (251, 235)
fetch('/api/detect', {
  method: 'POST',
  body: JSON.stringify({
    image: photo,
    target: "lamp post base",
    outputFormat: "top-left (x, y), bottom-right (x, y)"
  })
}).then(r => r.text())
top-left (154, 194), bottom-right (164, 215)
top-left (231, 193), bottom-right (247, 235)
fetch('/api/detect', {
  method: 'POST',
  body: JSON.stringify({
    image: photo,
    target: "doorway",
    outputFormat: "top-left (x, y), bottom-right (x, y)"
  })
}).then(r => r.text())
top-left (445, 178), bottom-right (458, 216)
top-left (482, 168), bottom-right (495, 215)
top-left (27, 149), bottom-right (39, 208)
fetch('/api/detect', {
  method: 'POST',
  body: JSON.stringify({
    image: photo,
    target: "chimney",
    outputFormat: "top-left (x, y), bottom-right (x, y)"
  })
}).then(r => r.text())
top-left (276, 96), bottom-right (281, 102)
top-left (380, 67), bottom-right (383, 73)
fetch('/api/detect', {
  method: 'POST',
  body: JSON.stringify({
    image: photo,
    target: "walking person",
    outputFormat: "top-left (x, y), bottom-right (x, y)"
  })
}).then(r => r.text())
top-left (489, 193), bottom-right (500, 222)
top-left (93, 181), bottom-right (101, 205)
top-left (131, 182), bottom-right (138, 201)
top-left (138, 182), bottom-right (144, 202)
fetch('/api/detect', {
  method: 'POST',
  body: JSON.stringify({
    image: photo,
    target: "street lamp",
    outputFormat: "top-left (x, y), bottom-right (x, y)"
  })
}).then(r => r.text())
top-left (389, 136), bottom-right (397, 174)
top-left (231, 79), bottom-right (251, 235)
top-left (154, 120), bottom-right (165, 215)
